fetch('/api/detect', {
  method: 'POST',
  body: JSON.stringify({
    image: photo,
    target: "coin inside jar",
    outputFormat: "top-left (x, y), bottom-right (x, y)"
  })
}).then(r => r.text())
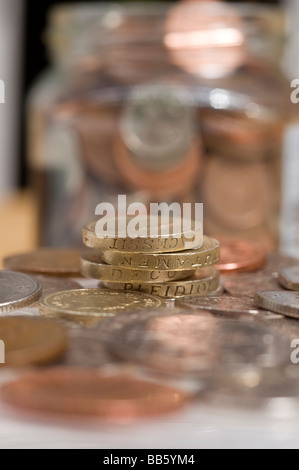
top-left (164, 1), bottom-right (246, 78)
top-left (1, 370), bottom-right (189, 421)
top-left (202, 157), bottom-right (269, 231)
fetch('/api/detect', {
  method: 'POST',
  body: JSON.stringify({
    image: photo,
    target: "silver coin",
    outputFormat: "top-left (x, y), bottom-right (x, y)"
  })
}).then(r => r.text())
top-left (255, 291), bottom-right (299, 319)
top-left (108, 314), bottom-right (288, 377)
top-left (278, 266), bottom-right (299, 291)
top-left (0, 271), bottom-right (42, 312)
top-left (120, 85), bottom-right (194, 171)
top-left (176, 295), bottom-right (284, 324)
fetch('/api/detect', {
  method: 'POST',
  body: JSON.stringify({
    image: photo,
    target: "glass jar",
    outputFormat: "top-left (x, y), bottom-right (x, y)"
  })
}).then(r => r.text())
top-left (27, 2), bottom-right (290, 249)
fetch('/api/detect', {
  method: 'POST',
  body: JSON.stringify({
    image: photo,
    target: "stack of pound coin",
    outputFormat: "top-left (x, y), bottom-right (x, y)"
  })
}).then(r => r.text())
top-left (81, 216), bottom-right (221, 298)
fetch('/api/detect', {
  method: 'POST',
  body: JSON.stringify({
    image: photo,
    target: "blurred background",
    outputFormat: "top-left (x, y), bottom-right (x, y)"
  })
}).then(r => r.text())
top-left (0, 0), bottom-right (298, 265)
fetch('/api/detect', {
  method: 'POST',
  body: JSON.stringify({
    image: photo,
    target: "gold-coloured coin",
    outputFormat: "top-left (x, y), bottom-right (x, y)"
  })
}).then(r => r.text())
top-left (0, 316), bottom-right (68, 367)
top-left (83, 217), bottom-right (203, 253)
top-left (105, 268), bottom-right (220, 298)
top-left (40, 288), bottom-right (164, 326)
top-left (80, 251), bottom-right (194, 283)
top-left (102, 236), bottom-right (220, 271)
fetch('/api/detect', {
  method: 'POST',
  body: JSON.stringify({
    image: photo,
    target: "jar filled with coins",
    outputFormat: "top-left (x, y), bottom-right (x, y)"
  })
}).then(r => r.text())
top-left (27, 2), bottom-right (290, 249)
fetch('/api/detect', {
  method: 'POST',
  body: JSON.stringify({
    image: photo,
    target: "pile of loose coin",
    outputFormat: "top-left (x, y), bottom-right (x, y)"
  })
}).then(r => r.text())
top-left (3, 236), bottom-right (299, 422)
top-left (81, 217), bottom-right (221, 298)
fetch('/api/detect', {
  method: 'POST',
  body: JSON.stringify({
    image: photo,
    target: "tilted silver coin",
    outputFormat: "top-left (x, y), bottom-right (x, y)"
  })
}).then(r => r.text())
top-left (278, 266), bottom-right (299, 291)
top-left (0, 271), bottom-right (42, 312)
top-left (108, 314), bottom-right (288, 377)
top-left (255, 291), bottom-right (299, 319)
top-left (176, 295), bottom-right (284, 323)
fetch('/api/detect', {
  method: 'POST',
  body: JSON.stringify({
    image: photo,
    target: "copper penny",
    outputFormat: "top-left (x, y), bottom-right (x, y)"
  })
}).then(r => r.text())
top-left (258, 252), bottom-right (299, 277)
top-left (96, 308), bottom-right (212, 347)
top-left (223, 273), bottom-right (282, 298)
top-left (203, 156), bottom-right (269, 231)
top-left (215, 237), bottom-right (267, 273)
top-left (200, 108), bottom-right (282, 158)
top-left (109, 314), bottom-right (287, 375)
top-left (3, 249), bottom-right (85, 277)
top-left (113, 133), bottom-right (201, 199)
top-left (75, 105), bottom-right (122, 185)
top-left (0, 316), bottom-right (68, 367)
top-left (1, 370), bottom-right (188, 421)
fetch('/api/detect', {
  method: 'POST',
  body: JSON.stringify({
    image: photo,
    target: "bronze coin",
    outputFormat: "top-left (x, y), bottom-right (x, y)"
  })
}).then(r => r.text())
top-left (223, 273), bottom-right (282, 298)
top-left (202, 157), bottom-right (269, 231)
top-left (0, 316), bottom-right (68, 367)
top-left (215, 237), bottom-right (267, 273)
top-left (75, 105), bottom-right (122, 185)
top-left (113, 133), bottom-right (201, 199)
top-left (177, 295), bottom-right (284, 323)
top-left (3, 249), bottom-right (85, 277)
top-left (34, 275), bottom-right (82, 297)
top-left (1, 370), bottom-right (189, 421)
top-left (109, 314), bottom-right (287, 376)
top-left (259, 252), bottom-right (299, 277)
